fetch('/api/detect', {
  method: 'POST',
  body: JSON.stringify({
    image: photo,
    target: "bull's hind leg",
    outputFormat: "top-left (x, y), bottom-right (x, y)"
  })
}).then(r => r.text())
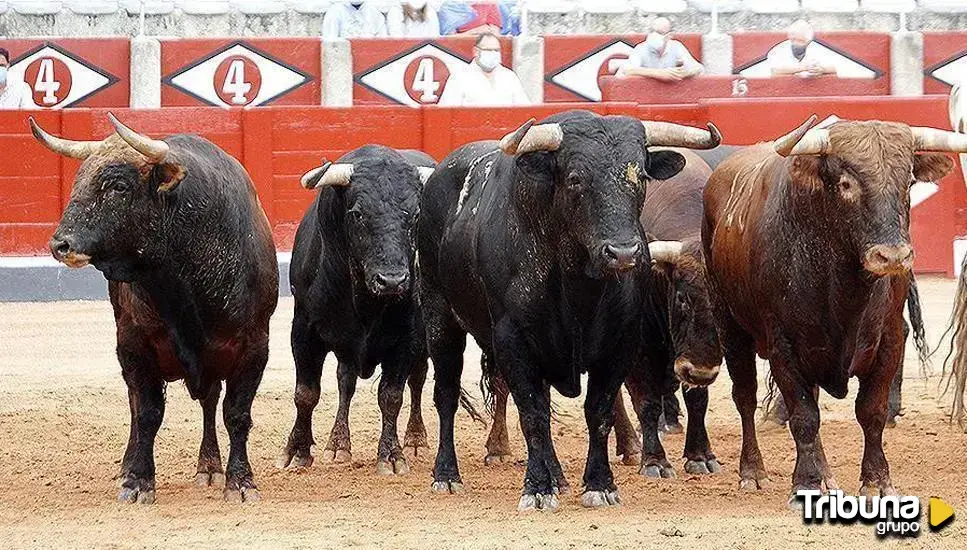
top-left (117, 326), bottom-right (165, 504)
top-left (403, 358), bottom-right (430, 457)
top-left (856, 323), bottom-right (903, 497)
top-left (682, 387), bottom-right (721, 475)
top-left (660, 387), bottom-right (684, 435)
top-left (484, 355), bottom-right (514, 466)
top-left (323, 360), bottom-right (357, 463)
top-left (425, 291), bottom-right (468, 494)
top-left (612, 389), bottom-right (641, 466)
top-left (375, 352), bottom-right (412, 476)
top-left (196, 382), bottom-right (225, 487)
top-left (626, 356), bottom-right (676, 479)
top-left (223, 337), bottom-right (268, 503)
top-left (719, 318), bottom-right (769, 491)
top-left (278, 311), bottom-right (328, 469)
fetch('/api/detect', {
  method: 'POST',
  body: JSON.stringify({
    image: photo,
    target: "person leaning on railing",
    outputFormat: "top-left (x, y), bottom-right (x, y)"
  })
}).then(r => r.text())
top-left (616, 17), bottom-right (703, 83)
top-left (766, 19), bottom-right (837, 79)
top-left (0, 48), bottom-right (33, 109)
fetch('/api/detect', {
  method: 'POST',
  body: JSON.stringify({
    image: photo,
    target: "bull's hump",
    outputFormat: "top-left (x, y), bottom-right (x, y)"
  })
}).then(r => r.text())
top-left (455, 148), bottom-right (501, 217)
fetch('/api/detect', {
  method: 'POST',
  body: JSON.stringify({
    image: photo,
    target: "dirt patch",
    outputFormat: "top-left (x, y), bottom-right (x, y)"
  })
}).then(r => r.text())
top-left (0, 277), bottom-right (965, 549)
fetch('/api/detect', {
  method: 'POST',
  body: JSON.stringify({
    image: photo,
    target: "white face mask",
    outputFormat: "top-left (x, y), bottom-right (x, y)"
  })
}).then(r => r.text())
top-left (477, 50), bottom-right (500, 73)
top-left (645, 32), bottom-right (667, 52)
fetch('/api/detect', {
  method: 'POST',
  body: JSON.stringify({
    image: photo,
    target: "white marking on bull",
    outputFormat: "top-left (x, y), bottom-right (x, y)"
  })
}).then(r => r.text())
top-left (456, 149), bottom-right (499, 216)
top-left (724, 159), bottom-right (768, 231)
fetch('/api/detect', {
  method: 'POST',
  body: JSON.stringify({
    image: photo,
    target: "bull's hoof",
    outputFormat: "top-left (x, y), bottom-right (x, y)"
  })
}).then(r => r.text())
top-left (322, 449), bottom-right (352, 464)
top-left (684, 458), bottom-right (722, 475)
top-left (580, 489), bottom-right (621, 508)
top-left (224, 479), bottom-right (260, 503)
top-left (195, 471), bottom-right (226, 488)
top-left (639, 463), bottom-right (676, 479)
top-left (860, 480), bottom-right (898, 498)
top-left (430, 480), bottom-right (465, 494)
top-left (484, 452), bottom-right (513, 466)
top-left (376, 457), bottom-right (410, 476)
top-left (518, 492), bottom-right (560, 513)
top-left (402, 431), bottom-right (429, 458)
top-left (787, 493), bottom-right (806, 511)
top-left (117, 476), bottom-right (156, 504)
top-left (739, 475), bottom-right (771, 492)
top-left (618, 453), bottom-right (640, 466)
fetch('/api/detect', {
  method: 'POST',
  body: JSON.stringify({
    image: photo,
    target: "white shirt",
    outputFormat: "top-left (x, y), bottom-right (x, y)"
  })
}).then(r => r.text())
top-left (386, 6), bottom-right (441, 37)
top-left (322, 2), bottom-right (388, 39)
top-left (766, 41), bottom-right (831, 75)
top-left (438, 63), bottom-right (530, 107)
top-left (0, 79), bottom-right (33, 109)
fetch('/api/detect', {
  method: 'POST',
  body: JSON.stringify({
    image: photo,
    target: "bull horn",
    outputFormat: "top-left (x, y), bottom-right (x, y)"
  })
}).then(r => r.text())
top-left (500, 119), bottom-right (564, 155)
top-left (301, 162), bottom-right (353, 189)
top-left (108, 113), bottom-right (169, 163)
top-left (648, 241), bottom-right (683, 264)
top-left (642, 121), bottom-right (721, 150)
top-left (911, 127), bottom-right (967, 153)
top-left (417, 166), bottom-right (435, 184)
top-left (774, 115), bottom-right (818, 156)
top-left (28, 117), bottom-right (99, 160)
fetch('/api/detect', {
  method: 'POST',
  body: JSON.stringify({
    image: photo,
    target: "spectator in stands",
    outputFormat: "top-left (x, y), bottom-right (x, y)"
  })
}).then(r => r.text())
top-left (616, 17), bottom-right (703, 82)
top-left (0, 48), bottom-right (32, 109)
top-left (322, 1), bottom-right (388, 39)
top-left (456, 2), bottom-right (503, 35)
top-left (767, 20), bottom-right (837, 78)
top-left (388, 1), bottom-right (441, 37)
top-left (438, 32), bottom-right (529, 106)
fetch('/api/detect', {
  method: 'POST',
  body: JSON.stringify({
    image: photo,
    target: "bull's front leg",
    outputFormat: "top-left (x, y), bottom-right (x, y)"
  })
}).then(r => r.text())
top-left (856, 323), bottom-right (904, 497)
top-left (323, 360), bottom-right (356, 463)
top-left (403, 358), bottom-right (430, 457)
top-left (117, 326), bottom-right (164, 504)
top-left (626, 359), bottom-right (675, 479)
top-left (222, 337), bottom-right (268, 502)
top-left (375, 352), bottom-right (411, 476)
top-left (681, 387), bottom-right (721, 475)
top-left (771, 360), bottom-right (827, 508)
top-left (581, 366), bottom-right (625, 508)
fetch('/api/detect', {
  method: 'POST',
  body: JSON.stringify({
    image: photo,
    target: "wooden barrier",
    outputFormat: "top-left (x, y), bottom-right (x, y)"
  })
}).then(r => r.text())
top-left (600, 75), bottom-right (887, 103)
top-left (1, 99), bottom-right (963, 275)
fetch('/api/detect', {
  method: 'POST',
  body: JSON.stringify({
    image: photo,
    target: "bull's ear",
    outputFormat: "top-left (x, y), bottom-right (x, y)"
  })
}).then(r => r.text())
top-left (154, 162), bottom-right (187, 193)
top-left (646, 150), bottom-right (686, 181)
top-left (913, 153), bottom-right (955, 182)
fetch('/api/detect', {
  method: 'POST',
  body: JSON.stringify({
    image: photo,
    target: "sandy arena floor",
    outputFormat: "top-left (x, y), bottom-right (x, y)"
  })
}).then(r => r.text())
top-left (0, 277), bottom-right (965, 549)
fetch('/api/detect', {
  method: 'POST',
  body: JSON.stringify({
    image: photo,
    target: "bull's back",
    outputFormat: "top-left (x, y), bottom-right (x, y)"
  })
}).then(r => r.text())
top-left (642, 148), bottom-right (711, 241)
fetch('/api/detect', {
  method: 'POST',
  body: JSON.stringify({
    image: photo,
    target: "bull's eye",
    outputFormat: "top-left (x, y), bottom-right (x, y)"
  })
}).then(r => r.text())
top-left (108, 180), bottom-right (129, 195)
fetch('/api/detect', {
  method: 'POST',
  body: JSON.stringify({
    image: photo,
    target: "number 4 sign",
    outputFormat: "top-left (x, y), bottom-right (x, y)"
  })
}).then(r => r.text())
top-left (7, 42), bottom-right (118, 109)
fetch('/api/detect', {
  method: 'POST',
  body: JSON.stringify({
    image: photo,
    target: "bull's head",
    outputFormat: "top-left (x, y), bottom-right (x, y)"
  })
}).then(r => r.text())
top-left (775, 116), bottom-right (967, 277)
top-left (301, 156), bottom-right (431, 297)
top-left (31, 114), bottom-right (186, 281)
top-left (650, 240), bottom-right (722, 387)
top-left (499, 112), bottom-right (720, 277)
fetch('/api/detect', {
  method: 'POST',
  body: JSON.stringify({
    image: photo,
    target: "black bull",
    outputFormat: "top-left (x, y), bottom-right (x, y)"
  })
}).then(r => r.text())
top-left (417, 110), bottom-right (721, 511)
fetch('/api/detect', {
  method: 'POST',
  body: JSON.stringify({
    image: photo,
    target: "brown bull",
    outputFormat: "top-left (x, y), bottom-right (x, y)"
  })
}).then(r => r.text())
top-left (702, 116), bottom-right (966, 505)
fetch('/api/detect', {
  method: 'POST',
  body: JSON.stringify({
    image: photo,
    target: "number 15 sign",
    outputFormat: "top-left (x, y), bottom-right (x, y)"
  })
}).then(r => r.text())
top-left (161, 39), bottom-right (320, 108)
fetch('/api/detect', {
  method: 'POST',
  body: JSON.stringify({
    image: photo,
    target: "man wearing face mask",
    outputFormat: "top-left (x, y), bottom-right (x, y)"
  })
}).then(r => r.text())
top-left (766, 20), bottom-right (837, 78)
top-left (322, 1), bottom-right (389, 39)
top-left (0, 48), bottom-right (33, 109)
top-left (617, 17), bottom-right (703, 82)
top-left (437, 32), bottom-right (530, 106)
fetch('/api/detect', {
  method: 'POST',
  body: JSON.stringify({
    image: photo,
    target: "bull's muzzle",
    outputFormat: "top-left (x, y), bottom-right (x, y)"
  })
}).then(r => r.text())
top-left (372, 271), bottom-right (409, 296)
top-left (863, 244), bottom-right (913, 277)
top-left (602, 240), bottom-right (643, 271)
top-left (49, 235), bottom-right (91, 269)
top-left (674, 358), bottom-right (720, 387)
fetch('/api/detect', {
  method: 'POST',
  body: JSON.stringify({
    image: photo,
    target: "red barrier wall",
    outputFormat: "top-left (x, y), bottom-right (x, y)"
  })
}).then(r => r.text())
top-left (352, 37), bottom-right (513, 106)
top-left (160, 38), bottom-right (320, 108)
top-left (600, 75), bottom-right (886, 103)
top-left (543, 34), bottom-right (702, 103)
top-left (0, 38), bottom-right (129, 108)
top-left (923, 32), bottom-right (967, 94)
top-left (732, 32), bottom-right (891, 94)
top-left (2, 99), bottom-right (963, 275)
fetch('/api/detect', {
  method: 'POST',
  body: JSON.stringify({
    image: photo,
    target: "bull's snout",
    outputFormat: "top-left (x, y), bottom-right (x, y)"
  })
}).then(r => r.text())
top-left (372, 271), bottom-right (409, 296)
top-left (49, 234), bottom-right (91, 269)
top-left (674, 358), bottom-right (720, 387)
top-left (602, 240), bottom-right (642, 271)
top-left (863, 244), bottom-right (913, 277)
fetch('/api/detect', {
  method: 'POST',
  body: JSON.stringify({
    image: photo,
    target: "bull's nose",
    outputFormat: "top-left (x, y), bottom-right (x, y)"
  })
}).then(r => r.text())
top-left (863, 244), bottom-right (914, 277)
top-left (674, 359), bottom-right (720, 387)
top-left (373, 271), bottom-right (409, 295)
top-left (602, 241), bottom-right (642, 271)
top-left (49, 236), bottom-right (71, 261)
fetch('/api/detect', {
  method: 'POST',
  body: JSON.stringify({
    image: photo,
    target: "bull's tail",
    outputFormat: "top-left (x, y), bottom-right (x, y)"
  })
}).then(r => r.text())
top-left (907, 273), bottom-right (930, 377)
top-left (942, 255), bottom-right (967, 429)
top-left (478, 349), bottom-right (499, 418)
top-left (760, 372), bottom-right (781, 423)
top-left (459, 387), bottom-right (487, 426)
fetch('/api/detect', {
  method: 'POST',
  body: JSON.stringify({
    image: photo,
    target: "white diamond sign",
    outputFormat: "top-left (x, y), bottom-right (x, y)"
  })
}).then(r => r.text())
top-left (737, 40), bottom-right (879, 79)
top-left (9, 44), bottom-right (117, 109)
top-left (547, 40), bottom-right (636, 102)
top-left (357, 43), bottom-right (474, 107)
top-left (927, 54), bottom-right (967, 88)
top-left (164, 42), bottom-right (311, 109)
